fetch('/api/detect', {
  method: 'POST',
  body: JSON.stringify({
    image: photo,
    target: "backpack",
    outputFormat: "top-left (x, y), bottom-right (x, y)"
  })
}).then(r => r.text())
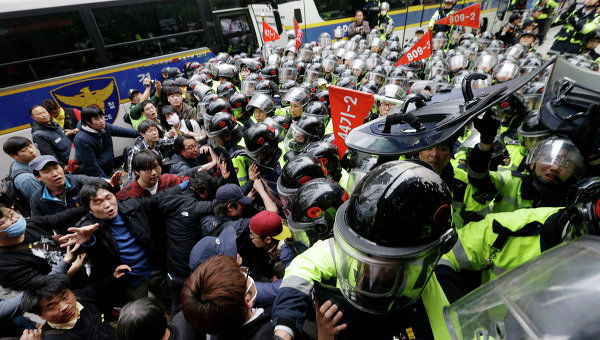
top-left (0, 163), bottom-right (33, 217)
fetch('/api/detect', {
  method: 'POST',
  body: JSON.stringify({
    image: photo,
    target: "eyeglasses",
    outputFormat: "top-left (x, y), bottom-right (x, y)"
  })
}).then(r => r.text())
top-left (184, 143), bottom-right (199, 151)
top-left (0, 210), bottom-right (19, 227)
top-left (379, 102), bottom-right (395, 108)
top-left (140, 164), bottom-right (161, 173)
top-left (250, 233), bottom-right (263, 240)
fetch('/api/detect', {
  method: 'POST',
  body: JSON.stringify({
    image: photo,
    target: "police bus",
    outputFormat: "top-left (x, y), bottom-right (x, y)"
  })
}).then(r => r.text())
top-left (0, 0), bottom-right (286, 174)
top-left (252, 0), bottom-right (522, 47)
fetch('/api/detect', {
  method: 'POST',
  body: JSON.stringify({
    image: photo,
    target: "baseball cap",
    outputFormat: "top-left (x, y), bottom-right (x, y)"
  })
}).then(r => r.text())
top-left (189, 226), bottom-right (237, 270)
top-left (215, 184), bottom-right (253, 205)
top-left (250, 210), bottom-right (292, 240)
top-left (168, 67), bottom-right (184, 78)
top-left (128, 88), bottom-right (140, 100)
top-left (29, 155), bottom-right (59, 171)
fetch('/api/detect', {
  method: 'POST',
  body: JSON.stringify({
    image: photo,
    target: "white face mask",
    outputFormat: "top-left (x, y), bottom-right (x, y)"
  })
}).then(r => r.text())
top-left (166, 114), bottom-right (180, 126)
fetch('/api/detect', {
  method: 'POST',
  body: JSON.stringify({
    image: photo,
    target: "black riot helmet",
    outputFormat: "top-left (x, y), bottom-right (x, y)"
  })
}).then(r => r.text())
top-left (277, 155), bottom-right (328, 207)
top-left (243, 122), bottom-right (281, 166)
top-left (208, 112), bottom-right (239, 138)
top-left (564, 177), bottom-right (600, 241)
top-left (304, 141), bottom-right (342, 181)
top-left (310, 90), bottom-right (330, 109)
top-left (333, 160), bottom-right (456, 314)
top-left (229, 92), bottom-right (250, 121)
top-left (496, 93), bottom-right (530, 126)
top-left (217, 81), bottom-right (236, 99)
top-left (288, 178), bottom-right (349, 246)
top-left (517, 110), bottom-right (551, 156)
top-left (284, 115), bottom-right (325, 152)
top-left (336, 77), bottom-right (358, 90)
top-left (206, 98), bottom-right (231, 116)
top-left (254, 79), bottom-right (279, 97)
top-left (303, 101), bottom-right (329, 125)
top-left (260, 64), bottom-right (279, 83)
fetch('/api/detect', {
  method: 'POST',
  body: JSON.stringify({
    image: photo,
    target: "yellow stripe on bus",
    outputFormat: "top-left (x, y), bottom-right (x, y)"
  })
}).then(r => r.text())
top-left (0, 48), bottom-right (211, 97)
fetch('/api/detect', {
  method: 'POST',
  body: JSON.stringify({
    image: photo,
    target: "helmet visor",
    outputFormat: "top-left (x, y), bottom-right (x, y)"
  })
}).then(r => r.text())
top-left (449, 55), bottom-right (468, 72)
top-left (241, 80), bottom-right (257, 96)
top-left (433, 37), bottom-right (447, 50)
top-left (493, 63), bottom-right (520, 82)
top-left (300, 49), bottom-right (312, 62)
top-left (319, 36), bottom-right (332, 47)
top-left (279, 68), bottom-right (299, 83)
top-left (475, 55), bottom-right (497, 73)
top-left (284, 122), bottom-right (317, 152)
top-left (322, 59), bottom-right (337, 73)
top-left (367, 71), bottom-right (386, 85)
top-left (333, 213), bottom-right (441, 314)
top-left (526, 139), bottom-right (585, 180)
top-left (304, 69), bottom-right (324, 83)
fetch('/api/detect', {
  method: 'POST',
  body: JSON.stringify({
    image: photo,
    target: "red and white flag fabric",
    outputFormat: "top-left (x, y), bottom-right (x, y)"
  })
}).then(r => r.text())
top-left (263, 20), bottom-right (280, 42)
top-left (329, 85), bottom-right (375, 158)
top-left (294, 18), bottom-right (303, 51)
top-left (435, 3), bottom-right (481, 29)
top-left (395, 29), bottom-right (432, 66)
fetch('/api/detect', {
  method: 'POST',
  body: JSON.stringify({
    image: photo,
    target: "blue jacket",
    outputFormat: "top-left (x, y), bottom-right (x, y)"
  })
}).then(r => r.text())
top-left (31, 120), bottom-right (72, 165)
top-left (29, 174), bottom-right (97, 232)
top-left (74, 123), bottom-right (138, 177)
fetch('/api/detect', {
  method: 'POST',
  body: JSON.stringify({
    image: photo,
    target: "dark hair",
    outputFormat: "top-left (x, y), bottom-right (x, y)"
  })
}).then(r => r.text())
top-left (173, 134), bottom-right (196, 154)
top-left (78, 179), bottom-right (117, 211)
top-left (164, 86), bottom-right (182, 97)
top-left (141, 100), bottom-right (155, 112)
top-left (180, 255), bottom-right (246, 334)
top-left (117, 298), bottom-right (167, 340)
top-left (3, 136), bottom-right (32, 156)
top-left (21, 274), bottom-right (72, 315)
top-left (138, 119), bottom-right (159, 134)
top-left (81, 105), bottom-right (104, 126)
top-left (42, 99), bottom-right (60, 111)
top-left (509, 13), bottom-right (521, 23)
top-left (28, 105), bottom-right (44, 116)
top-left (214, 201), bottom-right (238, 218)
top-left (190, 171), bottom-right (218, 200)
top-left (355, 9), bottom-right (364, 15)
top-left (131, 150), bottom-right (162, 173)
top-left (161, 105), bottom-right (177, 117)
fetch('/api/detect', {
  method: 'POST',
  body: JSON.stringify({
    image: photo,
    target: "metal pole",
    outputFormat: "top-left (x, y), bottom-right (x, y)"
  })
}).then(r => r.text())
top-left (401, 1), bottom-right (410, 49)
top-left (373, 94), bottom-right (404, 105)
top-left (259, 14), bottom-right (266, 46)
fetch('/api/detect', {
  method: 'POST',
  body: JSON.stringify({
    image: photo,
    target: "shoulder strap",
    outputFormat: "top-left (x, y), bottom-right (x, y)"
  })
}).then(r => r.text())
top-left (184, 119), bottom-right (194, 131)
top-left (11, 168), bottom-right (32, 179)
top-left (491, 219), bottom-right (543, 252)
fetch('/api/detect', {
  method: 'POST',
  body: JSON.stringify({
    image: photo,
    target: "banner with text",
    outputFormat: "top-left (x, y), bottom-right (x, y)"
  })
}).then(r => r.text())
top-left (294, 18), bottom-right (303, 51)
top-left (395, 30), bottom-right (432, 66)
top-left (263, 21), bottom-right (280, 42)
top-left (435, 3), bottom-right (481, 29)
top-left (329, 85), bottom-right (375, 158)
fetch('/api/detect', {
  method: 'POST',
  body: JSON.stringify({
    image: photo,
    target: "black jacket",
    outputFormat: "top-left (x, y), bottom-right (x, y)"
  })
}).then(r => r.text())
top-left (41, 300), bottom-right (116, 340)
top-left (159, 188), bottom-right (215, 278)
top-left (31, 120), bottom-right (72, 165)
top-left (29, 174), bottom-right (97, 233)
top-left (0, 207), bottom-right (87, 291)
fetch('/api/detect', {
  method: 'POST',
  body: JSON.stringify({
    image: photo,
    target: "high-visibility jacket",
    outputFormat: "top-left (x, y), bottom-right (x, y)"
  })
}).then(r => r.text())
top-left (439, 207), bottom-right (563, 283)
top-left (272, 238), bottom-right (453, 340)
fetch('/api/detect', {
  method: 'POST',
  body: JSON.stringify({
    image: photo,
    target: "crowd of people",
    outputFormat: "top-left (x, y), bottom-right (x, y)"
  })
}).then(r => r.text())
top-left (2, 0), bottom-right (600, 339)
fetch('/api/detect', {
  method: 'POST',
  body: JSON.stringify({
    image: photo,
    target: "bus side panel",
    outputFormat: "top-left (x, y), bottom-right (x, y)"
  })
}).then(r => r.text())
top-left (0, 49), bottom-right (215, 175)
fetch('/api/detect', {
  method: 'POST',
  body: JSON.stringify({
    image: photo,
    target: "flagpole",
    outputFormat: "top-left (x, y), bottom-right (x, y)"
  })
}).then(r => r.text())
top-left (259, 14), bottom-right (266, 46)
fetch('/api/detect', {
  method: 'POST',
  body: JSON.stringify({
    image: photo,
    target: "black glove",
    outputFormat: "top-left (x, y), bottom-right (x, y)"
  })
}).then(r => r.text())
top-left (574, 19), bottom-right (586, 32)
top-left (556, 104), bottom-right (600, 158)
top-left (474, 109), bottom-right (500, 145)
top-left (568, 14), bottom-right (579, 27)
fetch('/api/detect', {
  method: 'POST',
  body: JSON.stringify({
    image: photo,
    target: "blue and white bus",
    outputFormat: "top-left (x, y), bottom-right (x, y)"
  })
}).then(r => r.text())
top-left (252, 0), bottom-right (523, 48)
top-left (0, 0), bottom-right (279, 174)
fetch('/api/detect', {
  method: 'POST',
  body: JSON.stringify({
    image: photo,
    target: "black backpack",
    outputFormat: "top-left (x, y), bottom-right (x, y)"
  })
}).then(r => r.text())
top-left (0, 163), bottom-right (33, 217)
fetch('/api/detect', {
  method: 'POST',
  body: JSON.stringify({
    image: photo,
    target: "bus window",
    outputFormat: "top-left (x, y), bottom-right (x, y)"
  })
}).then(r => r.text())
top-left (93, 0), bottom-right (206, 63)
top-left (0, 11), bottom-right (100, 87)
top-left (313, 0), bottom-right (355, 20)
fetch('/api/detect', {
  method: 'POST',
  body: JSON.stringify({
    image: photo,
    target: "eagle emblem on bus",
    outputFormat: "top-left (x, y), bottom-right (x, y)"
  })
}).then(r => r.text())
top-left (50, 77), bottom-right (120, 124)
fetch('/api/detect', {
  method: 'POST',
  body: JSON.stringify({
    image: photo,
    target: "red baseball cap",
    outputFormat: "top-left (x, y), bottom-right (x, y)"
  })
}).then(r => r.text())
top-left (250, 210), bottom-right (292, 240)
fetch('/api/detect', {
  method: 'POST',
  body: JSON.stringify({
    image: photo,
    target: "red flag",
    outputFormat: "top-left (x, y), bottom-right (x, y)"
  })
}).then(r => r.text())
top-left (395, 30), bottom-right (432, 66)
top-left (329, 85), bottom-right (375, 158)
top-left (294, 18), bottom-right (303, 51)
top-left (263, 20), bottom-right (280, 42)
top-left (435, 3), bottom-right (481, 29)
